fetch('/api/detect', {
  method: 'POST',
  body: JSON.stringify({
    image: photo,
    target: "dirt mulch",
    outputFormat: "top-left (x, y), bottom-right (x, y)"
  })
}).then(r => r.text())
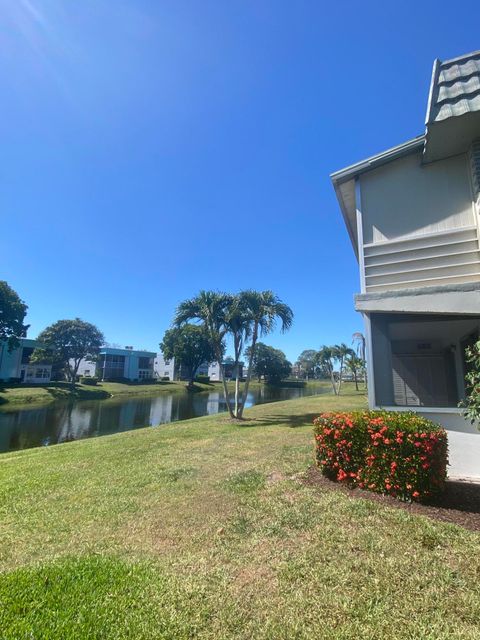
top-left (304, 466), bottom-right (480, 532)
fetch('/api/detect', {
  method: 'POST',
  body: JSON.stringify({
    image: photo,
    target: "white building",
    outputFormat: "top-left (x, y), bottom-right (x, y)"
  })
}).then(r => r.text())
top-left (331, 50), bottom-right (480, 437)
top-left (0, 339), bottom-right (52, 384)
top-left (154, 354), bottom-right (176, 380)
top-left (153, 355), bottom-right (243, 382)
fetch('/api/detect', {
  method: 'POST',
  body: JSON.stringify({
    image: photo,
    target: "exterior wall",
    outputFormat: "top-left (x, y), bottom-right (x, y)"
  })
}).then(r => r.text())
top-left (357, 151), bottom-right (480, 293)
top-left (76, 359), bottom-right (97, 377)
top-left (360, 151), bottom-right (475, 244)
top-left (0, 339), bottom-right (52, 383)
top-left (98, 348), bottom-right (155, 381)
top-left (154, 354), bottom-right (176, 380)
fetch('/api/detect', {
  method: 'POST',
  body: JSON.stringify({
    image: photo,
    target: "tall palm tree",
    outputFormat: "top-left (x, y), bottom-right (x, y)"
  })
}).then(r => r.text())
top-left (237, 290), bottom-right (293, 418)
top-left (332, 343), bottom-right (354, 395)
top-left (352, 331), bottom-right (367, 389)
top-left (317, 346), bottom-right (338, 395)
top-left (225, 295), bottom-right (251, 416)
top-left (174, 290), bottom-right (234, 418)
top-left (345, 352), bottom-right (364, 390)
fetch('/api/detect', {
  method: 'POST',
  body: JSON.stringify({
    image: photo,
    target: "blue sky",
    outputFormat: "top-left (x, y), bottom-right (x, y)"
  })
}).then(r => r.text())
top-left (1, 1), bottom-right (479, 362)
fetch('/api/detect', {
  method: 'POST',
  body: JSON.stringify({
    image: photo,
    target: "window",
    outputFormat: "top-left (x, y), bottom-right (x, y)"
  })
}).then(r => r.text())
top-left (84, 369), bottom-right (91, 376)
top-left (138, 370), bottom-right (153, 380)
top-left (138, 357), bottom-right (152, 369)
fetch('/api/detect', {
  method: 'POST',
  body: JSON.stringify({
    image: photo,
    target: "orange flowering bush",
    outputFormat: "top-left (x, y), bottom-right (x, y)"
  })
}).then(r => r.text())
top-left (313, 411), bottom-right (448, 502)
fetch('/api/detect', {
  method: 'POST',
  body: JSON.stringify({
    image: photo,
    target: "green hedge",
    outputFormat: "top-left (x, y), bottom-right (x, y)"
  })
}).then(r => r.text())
top-left (81, 377), bottom-right (99, 386)
top-left (313, 411), bottom-right (448, 502)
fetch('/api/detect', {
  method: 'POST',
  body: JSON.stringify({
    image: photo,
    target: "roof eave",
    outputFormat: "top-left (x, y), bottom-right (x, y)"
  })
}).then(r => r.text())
top-left (330, 135), bottom-right (425, 186)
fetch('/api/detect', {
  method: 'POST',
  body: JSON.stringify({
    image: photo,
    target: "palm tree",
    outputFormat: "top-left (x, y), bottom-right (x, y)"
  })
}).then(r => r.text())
top-left (317, 346), bottom-right (338, 395)
top-left (174, 290), bottom-right (235, 418)
top-left (332, 343), bottom-right (353, 395)
top-left (345, 353), bottom-right (364, 390)
top-left (352, 331), bottom-right (367, 389)
top-left (225, 295), bottom-right (251, 417)
top-left (237, 290), bottom-right (293, 418)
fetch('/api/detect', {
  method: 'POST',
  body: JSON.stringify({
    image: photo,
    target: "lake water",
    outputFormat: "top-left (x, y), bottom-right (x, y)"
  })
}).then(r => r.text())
top-left (0, 384), bottom-right (328, 453)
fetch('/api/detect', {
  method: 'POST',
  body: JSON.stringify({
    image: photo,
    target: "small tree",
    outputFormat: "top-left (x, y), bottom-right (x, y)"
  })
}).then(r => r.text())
top-left (160, 325), bottom-right (216, 389)
top-left (296, 349), bottom-right (318, 380)
top-left (461, 339), bottom-right (480, 427)
top-left (32, 319), bottom-right (104, 391)
top-left (246, 343), bottom-right (291, 384)
top-left (0, 281), bottom-right (29, 352)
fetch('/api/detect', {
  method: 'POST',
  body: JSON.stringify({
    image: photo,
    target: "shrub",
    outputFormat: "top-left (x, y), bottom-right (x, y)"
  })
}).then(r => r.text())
top-left (195, 375), bottom-right (210, 384)
top-left (313, 411), bottom-right (448, 502)
top-left (161, 376), bottom-right (170, 382)
top-left (81, 377), bottom-right (98, 386)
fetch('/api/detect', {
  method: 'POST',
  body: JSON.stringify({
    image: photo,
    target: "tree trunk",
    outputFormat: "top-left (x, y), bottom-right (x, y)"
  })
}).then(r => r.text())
top-left (329, 364), bottom-right (338, 396)
top-left (354, 370), bottom-right (359, 391)
top-left (70, 361), bottom-right (79, 393)
top-left (337, 358), bottom-right (344, 395)
top-left (234, 374), bottom-right (240, 417)
top-left (215, 346), bottom-right (234, 418)
top-left (238, 324), bottom-right (258, 419)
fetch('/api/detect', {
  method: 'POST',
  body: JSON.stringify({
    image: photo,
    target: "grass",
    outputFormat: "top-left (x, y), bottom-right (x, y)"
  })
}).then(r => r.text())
top-left (0, 387), bottom-right (479, 639)
top-left (0, 378), bottom-right (320, 408)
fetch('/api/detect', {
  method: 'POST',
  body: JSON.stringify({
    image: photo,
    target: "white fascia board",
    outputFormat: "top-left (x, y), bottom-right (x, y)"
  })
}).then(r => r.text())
top-left (330, 135), bottom-right (425, 186)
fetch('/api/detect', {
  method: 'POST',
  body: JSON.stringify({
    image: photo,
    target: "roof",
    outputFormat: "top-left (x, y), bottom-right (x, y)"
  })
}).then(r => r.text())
top-left (426, 50), bottom-right (480, 124)
top-left (330, 135), bottom-right (424, 185)
top-left (330, 136), bottom-right (425, 257)
top-left (100, 347), bottom-right (156, 357)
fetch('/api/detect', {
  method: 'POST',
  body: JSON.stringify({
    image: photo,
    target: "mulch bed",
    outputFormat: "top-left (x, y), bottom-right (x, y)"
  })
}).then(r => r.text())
top-left (304, 466), bottom-right (480, 532)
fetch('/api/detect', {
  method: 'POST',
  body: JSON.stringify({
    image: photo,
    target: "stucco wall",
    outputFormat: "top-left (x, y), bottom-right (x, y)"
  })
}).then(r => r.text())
top-left (360, 151), bottom-right (475, 244)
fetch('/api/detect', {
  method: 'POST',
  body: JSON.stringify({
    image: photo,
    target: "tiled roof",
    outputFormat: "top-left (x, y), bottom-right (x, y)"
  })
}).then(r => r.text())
top-left (427, 50), bottom-right (480, 123)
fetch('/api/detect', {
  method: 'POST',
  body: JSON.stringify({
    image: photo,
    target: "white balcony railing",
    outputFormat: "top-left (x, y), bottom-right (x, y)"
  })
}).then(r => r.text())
top-left (363, 226), bottom-right (480, 292)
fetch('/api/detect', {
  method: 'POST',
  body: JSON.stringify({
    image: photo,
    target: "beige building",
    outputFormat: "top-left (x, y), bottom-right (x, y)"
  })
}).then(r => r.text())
top-left (331, 50), bottom-right (480, 439)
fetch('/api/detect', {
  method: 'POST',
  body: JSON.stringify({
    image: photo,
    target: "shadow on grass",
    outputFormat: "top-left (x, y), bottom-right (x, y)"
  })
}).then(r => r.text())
top-left (238, 411), bottom-right (319, 429)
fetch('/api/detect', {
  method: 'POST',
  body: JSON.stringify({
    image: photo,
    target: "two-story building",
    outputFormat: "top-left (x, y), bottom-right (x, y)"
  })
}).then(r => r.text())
top-left (0, 338), bottom-right (52, 383)
top-left (331, 50), bottom-right (480, 454)
top-left (92, 346), bottom-right (155, 381)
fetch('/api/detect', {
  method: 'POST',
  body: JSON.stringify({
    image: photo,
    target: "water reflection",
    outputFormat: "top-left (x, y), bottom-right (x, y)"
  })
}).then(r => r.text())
top-left (0, 384), bottom-right (327, 453)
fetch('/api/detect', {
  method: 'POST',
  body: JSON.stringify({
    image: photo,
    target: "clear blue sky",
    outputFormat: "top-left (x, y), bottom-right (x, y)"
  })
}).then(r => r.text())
top-left (1, 1), bottom-right (479, 362)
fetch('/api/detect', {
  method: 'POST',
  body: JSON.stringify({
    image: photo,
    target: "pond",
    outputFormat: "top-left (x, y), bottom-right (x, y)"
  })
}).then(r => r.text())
top-left (0, 383), bottom-right (329, 453)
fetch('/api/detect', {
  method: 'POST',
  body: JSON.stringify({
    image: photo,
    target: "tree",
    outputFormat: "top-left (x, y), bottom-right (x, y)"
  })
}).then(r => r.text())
top-left (461, 339), bottom-right (480, 427)
top-left (0, 281), bottom-right (29, 352)
top-left (32, 319), bottom-right (104, 391)
top-left (160, 325), bottom-right (216, 389)
top-left (352, 331), bottom-right (367, 389)
top-left (345, 352), bottom-right (365, 391)
top-left (332, 343), bottom-right (354, 395)
top-left (174, 291), bottom-right (233, 416)
top-left (174, 289), bottom-right (293, 420)
top-left (224, 295), bottom-right (251, 416)
top-left (237, 290), bottom-right (293, 418)
top-left (316, 346), bottom-right (338, 395)
top-left (246, 343), bottom-right (291, 384)
top-left (296, 349), bottom-right (318, 380)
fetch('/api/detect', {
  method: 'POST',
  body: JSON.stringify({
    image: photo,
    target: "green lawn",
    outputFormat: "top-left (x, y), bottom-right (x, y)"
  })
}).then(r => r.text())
top-left (1, 388), bottom-right (479, 639)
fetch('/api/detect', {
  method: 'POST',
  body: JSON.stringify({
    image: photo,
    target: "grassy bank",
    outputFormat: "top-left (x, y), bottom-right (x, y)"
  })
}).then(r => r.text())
top-left (1, 388), bottom-right (479, 639)
top-left (0, 378), bottom-right (308, 409)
